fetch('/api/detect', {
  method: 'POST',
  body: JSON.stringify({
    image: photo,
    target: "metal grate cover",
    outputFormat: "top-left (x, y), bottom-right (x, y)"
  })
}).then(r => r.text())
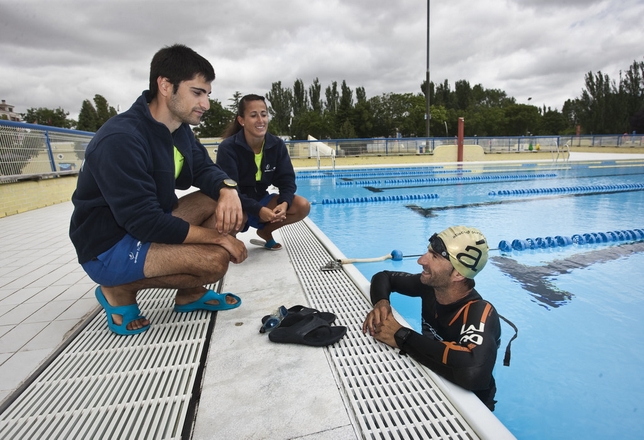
top-left (0, 287), bottom-right (215, 439)
top-left (0, 219), bottom-right (506, 440)
top-left (281, 220), bottom-right (480, 440)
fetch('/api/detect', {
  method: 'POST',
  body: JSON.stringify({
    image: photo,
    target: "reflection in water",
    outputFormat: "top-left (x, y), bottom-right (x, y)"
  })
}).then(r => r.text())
top-left (490, 242), bottom-right (644, 309)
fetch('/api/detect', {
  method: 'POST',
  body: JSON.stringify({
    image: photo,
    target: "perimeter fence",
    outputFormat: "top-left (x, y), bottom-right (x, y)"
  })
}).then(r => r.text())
top-left (0, 120), bottom-right (93, 183)
top-left (2, 119), bottom-right (643, 182)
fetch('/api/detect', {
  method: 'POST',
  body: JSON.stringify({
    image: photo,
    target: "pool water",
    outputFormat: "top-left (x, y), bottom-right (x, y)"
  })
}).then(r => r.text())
top-left (295, 159), bottom-right (644, 440)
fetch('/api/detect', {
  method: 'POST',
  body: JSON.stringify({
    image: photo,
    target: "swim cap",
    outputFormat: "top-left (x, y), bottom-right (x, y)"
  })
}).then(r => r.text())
top-left (434, 226), bottom-right (489, 278)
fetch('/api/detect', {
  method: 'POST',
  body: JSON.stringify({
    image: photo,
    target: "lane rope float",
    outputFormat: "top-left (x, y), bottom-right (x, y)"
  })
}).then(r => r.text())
top-left (499, 228), bottom-right (644, 252)
top-left (313, 193), bottom-right (439, 205)
top-left (489, 183), bottom-right (644, 197)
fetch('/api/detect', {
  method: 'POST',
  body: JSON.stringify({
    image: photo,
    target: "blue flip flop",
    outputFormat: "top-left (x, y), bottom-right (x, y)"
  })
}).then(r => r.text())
top-left (250, 238), bottom-right (283, 251)
top-left (95, 286), bottom-right (150, 336)
top-left (174, 290), bottom-right (242, 313)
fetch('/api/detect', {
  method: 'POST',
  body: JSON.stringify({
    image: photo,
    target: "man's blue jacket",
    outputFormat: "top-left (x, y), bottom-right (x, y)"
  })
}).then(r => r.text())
top-left (70, 91), bottom-right (230, 264)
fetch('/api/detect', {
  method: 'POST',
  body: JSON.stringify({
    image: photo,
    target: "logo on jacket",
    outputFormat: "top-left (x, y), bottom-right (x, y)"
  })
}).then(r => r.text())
top-left (264, 164), bottom-right (276, 173)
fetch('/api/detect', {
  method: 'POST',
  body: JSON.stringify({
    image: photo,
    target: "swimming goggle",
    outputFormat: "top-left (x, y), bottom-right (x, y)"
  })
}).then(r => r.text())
top-left (428, 233), bottom-right (451, 261)
top-left (259, 305), bottom-right (288, 333)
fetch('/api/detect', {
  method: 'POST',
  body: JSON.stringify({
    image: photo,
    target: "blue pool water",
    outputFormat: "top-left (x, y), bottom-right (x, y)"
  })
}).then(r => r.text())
top-left (295, 159), bottom-right (644, 440)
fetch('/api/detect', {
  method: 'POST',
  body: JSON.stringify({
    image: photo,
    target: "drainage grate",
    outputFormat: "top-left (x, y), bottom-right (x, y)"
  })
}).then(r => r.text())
top-left (0, 287), bottom-right (215, 439)
top-left (281, 221), bottom-right (480, 440)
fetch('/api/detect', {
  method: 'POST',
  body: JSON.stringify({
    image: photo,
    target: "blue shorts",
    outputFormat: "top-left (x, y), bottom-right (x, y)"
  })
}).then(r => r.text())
top-left (81, 234), bottom-right (151, 286)
top-left (242, 193), bottom-right (276, 232)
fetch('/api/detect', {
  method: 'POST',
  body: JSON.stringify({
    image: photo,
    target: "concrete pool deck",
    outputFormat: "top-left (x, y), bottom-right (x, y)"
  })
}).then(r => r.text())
top-left (1, 151), bottom-right (642, 438)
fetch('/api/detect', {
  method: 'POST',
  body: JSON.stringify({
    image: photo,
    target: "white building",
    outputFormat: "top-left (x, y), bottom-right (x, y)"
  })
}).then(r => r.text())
top-left (0, 99), bottom-right (21, 122)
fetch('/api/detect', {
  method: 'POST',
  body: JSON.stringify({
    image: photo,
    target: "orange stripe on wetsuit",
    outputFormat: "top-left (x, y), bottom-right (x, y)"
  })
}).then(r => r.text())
top-left (441, 300), bottom-right (493, 364)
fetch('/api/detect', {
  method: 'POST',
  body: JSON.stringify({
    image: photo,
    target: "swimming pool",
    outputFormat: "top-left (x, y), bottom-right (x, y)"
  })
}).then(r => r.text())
top-left (295, 158), bottom-right (644, 440)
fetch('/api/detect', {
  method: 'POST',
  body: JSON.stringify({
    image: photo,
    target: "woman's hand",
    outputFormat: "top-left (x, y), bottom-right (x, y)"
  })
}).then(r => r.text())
top-left (258, 202), bottom-right (288, 223)
top-left (270, 202), bottom-right (288, 222)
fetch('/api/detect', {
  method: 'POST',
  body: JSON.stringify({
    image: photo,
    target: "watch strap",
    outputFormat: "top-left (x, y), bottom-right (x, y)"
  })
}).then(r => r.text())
top-left (394, 327), bottom-right (412, 349)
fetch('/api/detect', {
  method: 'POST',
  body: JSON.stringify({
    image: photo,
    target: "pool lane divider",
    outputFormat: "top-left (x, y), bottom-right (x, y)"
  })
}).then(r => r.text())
top-left (296, 166), bottom-right (450, 180)
top-left (312, 193), bottom-right (439, 205)
top-left (499, 229), bottom-right (644, 252)
top-left (336, 173), bottom-right (557, 186)
top-left (489, 182), bottom-right (644, 196)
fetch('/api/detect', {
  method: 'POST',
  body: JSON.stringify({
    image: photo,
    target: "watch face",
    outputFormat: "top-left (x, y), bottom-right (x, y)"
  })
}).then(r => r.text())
top-left (223, 179), bottom-right (237, 187)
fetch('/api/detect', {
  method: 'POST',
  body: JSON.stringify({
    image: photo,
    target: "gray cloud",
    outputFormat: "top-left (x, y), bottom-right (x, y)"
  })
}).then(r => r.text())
top-left (1, 0), bottom-right (642, 121)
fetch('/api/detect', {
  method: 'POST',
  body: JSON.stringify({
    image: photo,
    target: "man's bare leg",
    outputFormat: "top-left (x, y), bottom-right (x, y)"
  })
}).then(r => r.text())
top-left (100, 191), bottom-right (242, 331)
top-left (170, 191), bottom-right (242, 306)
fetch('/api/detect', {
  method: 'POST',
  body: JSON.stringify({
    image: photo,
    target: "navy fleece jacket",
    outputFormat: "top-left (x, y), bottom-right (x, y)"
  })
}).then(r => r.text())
top-left (216, 130), bottom-right (296, 217)
top-left (69, 91), bottom-right (230, 264)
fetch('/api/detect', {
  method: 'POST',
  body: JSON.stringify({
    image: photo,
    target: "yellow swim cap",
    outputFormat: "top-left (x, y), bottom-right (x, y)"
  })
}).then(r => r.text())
top-left (435, 226), bottom-right (489, 279)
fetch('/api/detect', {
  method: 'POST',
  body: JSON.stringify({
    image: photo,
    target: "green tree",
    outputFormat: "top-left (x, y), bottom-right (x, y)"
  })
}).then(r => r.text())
top-left (228, 91), bottom-right (243, 113)
top-left (503, 104), bottom-right (541, 136)
top-left (630, 107), bottom-right (644, 133)
top-left (324, 81), bottom-right (339, 114)
top-left (397, 93), bottom-right (427, 137)
top-left (434, 79), bottom-right (453, 109)
top-left (465, 106), bottom-right (505, 137)
top-left (23, 107), bottom-right (73, 128)
top-left (266, 81), bottom-right (293, 135)
top-left (76, 99), bottom-right (98, 132)
top-left (194, 98), bottom-right (234, 137)
top-left (454, 80), bottom-right (473, 111)
top-left (338, 119), bottom-right (357, 139)
top-left (351, 87), bottom-right (373, 138)
top-left (577, 71), bottom-right (617, 134)
top-left (428, 105), bottom-right (449, 137)
top-left (538, 107), bottom-right (567, 135)
top-left (308, 78), bottom-right (323, 113)
top-left (368, 93), bottom-right (425, 137)
top-left (93, 94), bottom-right (117, 129)
top-left (336, 80), bottom-right (355, 137)
top-left (368, 93), bottom-right (395, 137)
top-left (621, 61), bottom-right (644, 132)
top-left (292, 79), bottom-right (308, 117)
top-left (76, 94), bottom-right (116, 132)
top-left (420, 78), bottom-right (435, 107)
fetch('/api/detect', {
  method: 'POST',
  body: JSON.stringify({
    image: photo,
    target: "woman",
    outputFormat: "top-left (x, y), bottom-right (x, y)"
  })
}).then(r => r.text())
top-left (217, 94), bottom-right (310, 250)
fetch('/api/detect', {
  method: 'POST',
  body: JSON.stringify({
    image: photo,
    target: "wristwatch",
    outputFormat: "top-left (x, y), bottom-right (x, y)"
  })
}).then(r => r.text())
top-left (220, 178), bottom-right (238, 189)
top-left (394, 327), bottom-right (412, 349)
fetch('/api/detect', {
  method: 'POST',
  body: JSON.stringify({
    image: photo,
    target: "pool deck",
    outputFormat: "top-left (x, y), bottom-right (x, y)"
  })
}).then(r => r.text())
top-left (1, 152), bottom-right (642, 438)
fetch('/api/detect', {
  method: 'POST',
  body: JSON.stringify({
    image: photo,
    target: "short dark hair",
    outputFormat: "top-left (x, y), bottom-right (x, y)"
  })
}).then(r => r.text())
top-left (149, 44), bottom-right (215, 99)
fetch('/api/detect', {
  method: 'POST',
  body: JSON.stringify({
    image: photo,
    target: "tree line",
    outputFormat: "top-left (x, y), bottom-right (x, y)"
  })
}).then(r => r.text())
top-left (22, 95), bottom-right (117, 132)
top-left (18, 59), bottom-right (644, 139)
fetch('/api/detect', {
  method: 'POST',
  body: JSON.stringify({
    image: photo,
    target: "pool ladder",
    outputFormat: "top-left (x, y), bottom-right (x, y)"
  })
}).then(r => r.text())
top-left (553, 142), bottom-right (570, 162)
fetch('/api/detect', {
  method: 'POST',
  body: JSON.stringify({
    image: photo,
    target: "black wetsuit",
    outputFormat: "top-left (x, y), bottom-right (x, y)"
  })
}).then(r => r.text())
top-left (370, 271), bottom-right (501, 410)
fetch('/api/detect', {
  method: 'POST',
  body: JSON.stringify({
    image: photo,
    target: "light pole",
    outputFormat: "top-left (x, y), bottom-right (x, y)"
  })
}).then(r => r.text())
top-left (425, 0), bottom-right (430, 140)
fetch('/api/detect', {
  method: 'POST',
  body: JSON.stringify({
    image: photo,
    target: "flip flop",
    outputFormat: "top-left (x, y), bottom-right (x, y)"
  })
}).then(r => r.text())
top-left (281, 305), bottom-right (336, 325)
top-left (250, 238), bottom-right (283, 251)
top-left (260, 305), bottom-right (336, 333)
top-left (268, 314), bottom-right (347, 347)
top-left (174, 290), bottom-right (242, 313)
top-left (95, 286), bottom-right (150, 336)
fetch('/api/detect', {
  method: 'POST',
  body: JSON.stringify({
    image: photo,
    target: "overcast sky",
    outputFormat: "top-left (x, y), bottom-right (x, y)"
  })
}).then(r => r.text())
top-left (1, 0), bottom-right (643, 121)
